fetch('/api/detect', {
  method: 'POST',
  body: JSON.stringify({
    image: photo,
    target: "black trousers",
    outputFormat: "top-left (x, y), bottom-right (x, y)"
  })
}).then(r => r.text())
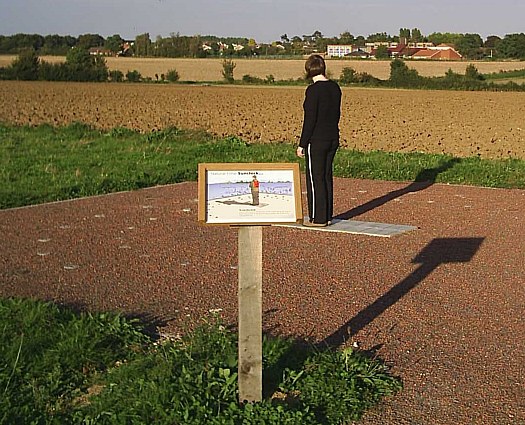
top-left (305, 139), bottom-right (339, 224)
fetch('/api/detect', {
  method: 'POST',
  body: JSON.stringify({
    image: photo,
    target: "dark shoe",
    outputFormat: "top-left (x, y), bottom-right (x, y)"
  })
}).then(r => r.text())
top-left (303, 220), bottom-right (327, 227)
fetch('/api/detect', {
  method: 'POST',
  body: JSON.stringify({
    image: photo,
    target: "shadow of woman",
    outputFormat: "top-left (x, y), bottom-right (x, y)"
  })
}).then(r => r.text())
top-left (334, 158), bottom-right (460, 220)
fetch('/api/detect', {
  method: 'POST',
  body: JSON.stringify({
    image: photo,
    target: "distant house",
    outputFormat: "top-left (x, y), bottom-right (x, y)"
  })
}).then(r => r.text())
top-left (366, 42), bottom-right (462, 60)
top-left (346, 49), bottom-right (370, 58)
top-left (365, 41), bottom-right (395, 53)
top-left (88, 47), bottom-right (113, 56)
top-left (411, 49), bottom-right (438, 59)
top-left (117, 42), bottom-right (133, 57)
top-left (387, 44), bottom-right (406, 57)
top-left (411, 44), bottom-right (463, 60)
top-left (327, 45), bottom-right (353, 57)
top-left (328, 42), bottom-right (462, 61)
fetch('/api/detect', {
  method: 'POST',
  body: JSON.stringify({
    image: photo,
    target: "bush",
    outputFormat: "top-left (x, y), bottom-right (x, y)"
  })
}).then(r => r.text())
top-left (465, 64), bottom-right (484, 81)
top-left (64, 47), bottom-right (108, 82)
top-left (165, 68), bottom-right (180, 82)
top-left (355, 72), bottom-right (382, 85)
top-left (339, 67), bottom-right (357, 84)
top-left (109, 69), bottom-right (124, 82)
top-left (38, 61), bottom-right (68, 81)
top-left (221, 59), bottom-right (236, 83)
top-left (126, 69), bottom-right (142, 82)
top-left (242, 74), bottom-right (263, 84)
top-left (7, 48), bottom-right (40, 80)
top-left (1, 48), bottom-right (108, 82)
top-left (389, 59), bottom-right (422, 87)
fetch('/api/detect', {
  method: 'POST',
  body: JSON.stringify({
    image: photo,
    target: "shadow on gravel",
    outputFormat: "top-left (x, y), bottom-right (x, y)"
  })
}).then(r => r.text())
top-left (334, 158), bottom-right (460, 220)
top-left (321, 237), bottom-right (485, 348)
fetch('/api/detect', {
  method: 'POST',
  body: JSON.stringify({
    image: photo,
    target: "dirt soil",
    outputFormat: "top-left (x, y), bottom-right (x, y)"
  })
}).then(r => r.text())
top-left (1, 178), bottom-right (524, 424)
top-left (1, 81), bottom-right (525, 159)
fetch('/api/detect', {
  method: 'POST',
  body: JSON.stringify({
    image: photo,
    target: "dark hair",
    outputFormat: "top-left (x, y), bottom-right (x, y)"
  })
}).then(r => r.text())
top-left (305, 54), bottom-right (326, 79)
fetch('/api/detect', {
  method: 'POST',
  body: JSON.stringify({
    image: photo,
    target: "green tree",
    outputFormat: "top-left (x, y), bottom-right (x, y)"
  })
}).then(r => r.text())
top-left (38, 61), bottom-right (68, 81)
top-left (375, 45), bottom-right (390, 59)
top-left (389, 59), bottom-right (421, 87)
top-left (464, 64), bottom-right (484, 81)
top-left (188, 35), bottom-right (202, 57)
top-left (41, 34), bottom-right (76, 55)
top-left (427, 32), bottom-right (462, 46)
top-left (399, 28), bottom-right (410, 43)
top-left (77, 33), bottom-right (104, 49)
top-left (411, 28), bottom-right (423, 42)
top-left (339, 31), bottom-right (355, 45)
top-left (291, 36), bottom-right (303, 55)
top-left (367, 32), bottom-right (391, 42)
top-left (65, 47), bottom-right (108, 81)
top-left (484, 35), bottom-right (501, 49)
top-left (339, 67), bottom-right (356, 85)
top-left (105, 34), bottom-right (124, 54)
top-left (354, 35), bottom-right (366, 47)
top-left (497, 33), bottom-right (525, 59)
top-left (134, 33), bottom-right (152, 56)
top-left (482, 35), bottom-right (501, 58)
top-left (8, 48), bottom-right (40, 80)
top-left (455, 33), bottom-right (484, 59)
top-left (0, 33), bottom-right (44, 53)
top-left (311, 30), bottom-right (323, 42)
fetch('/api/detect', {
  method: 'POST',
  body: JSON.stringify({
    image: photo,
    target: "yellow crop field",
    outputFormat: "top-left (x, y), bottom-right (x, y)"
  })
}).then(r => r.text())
top-left (1, 55), bottom-right (525, 81)
top-left (1, 80), bottom-right (524, 159)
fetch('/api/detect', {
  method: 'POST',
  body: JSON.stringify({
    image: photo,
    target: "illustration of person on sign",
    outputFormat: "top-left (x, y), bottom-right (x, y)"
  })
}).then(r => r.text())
top-left (249, 175), bottom-right (260, 206)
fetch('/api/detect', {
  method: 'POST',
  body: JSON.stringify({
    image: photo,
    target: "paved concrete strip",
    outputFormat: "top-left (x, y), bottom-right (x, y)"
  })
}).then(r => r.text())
top-left (274, 218), bottom-right (418, 237)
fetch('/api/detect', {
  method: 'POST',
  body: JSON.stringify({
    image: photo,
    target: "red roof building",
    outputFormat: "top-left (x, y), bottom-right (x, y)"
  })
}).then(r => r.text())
top-left (411, 46), bottom-right (462, 60)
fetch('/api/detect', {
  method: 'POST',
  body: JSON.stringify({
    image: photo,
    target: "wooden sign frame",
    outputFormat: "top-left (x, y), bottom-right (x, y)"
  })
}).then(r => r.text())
top-left (198, 163), bottom-right (302, 225)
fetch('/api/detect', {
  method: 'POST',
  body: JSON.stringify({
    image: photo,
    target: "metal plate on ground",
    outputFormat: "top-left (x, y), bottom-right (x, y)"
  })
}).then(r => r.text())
top-left (273, 218), bottom-right (418, 237)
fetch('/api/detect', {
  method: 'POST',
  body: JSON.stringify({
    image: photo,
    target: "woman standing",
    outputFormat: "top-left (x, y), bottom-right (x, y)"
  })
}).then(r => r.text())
top-left (296, 54), bottom-right (342, 227)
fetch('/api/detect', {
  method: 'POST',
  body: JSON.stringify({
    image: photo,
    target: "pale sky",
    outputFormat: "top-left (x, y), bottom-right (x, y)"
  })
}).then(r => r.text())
top-left (1, 0), bottom-right (523, 43)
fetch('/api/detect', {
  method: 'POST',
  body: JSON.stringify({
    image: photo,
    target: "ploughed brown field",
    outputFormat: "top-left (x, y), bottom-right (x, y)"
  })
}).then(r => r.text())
top-left (1, 80), bottom-right (525, 159)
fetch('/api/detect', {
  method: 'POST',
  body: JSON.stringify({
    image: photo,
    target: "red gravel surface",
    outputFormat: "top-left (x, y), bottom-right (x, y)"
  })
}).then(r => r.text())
top-left (1, 178), bottom-right (524, 424)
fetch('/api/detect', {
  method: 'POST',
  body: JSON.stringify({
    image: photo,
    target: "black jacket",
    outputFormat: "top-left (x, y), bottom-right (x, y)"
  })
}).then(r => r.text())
top-left (299, 80), bottom-right (341, 148)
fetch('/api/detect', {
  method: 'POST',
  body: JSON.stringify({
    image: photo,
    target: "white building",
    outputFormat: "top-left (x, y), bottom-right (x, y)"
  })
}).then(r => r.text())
top-left (326, 45), bottom-right (355, 58)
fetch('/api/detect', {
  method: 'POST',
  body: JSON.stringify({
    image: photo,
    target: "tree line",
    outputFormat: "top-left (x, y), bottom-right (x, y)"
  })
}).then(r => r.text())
top-left (0, 48), bottom-right (178, 83)
top-left (2, 46), bottom-right (524, 94)
top-left (1, 29), bottom-right (525, 60)
top-left (338, 60), bottom-right (525, 92)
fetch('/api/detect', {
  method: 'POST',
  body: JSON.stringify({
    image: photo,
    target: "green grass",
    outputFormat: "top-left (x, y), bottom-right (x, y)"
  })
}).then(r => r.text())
top-left (0, 298), bottom-right (402, 424)
top-left (482, 69), bottom-right (525, 85)
top-left (1, 122), bottom-right (524, 209)
top-left (483, 68), bottom-right (525, 80)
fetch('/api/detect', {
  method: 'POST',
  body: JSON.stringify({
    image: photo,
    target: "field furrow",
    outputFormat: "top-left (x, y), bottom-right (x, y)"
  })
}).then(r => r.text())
top-left (1, 81), bottom-right (524, 159)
